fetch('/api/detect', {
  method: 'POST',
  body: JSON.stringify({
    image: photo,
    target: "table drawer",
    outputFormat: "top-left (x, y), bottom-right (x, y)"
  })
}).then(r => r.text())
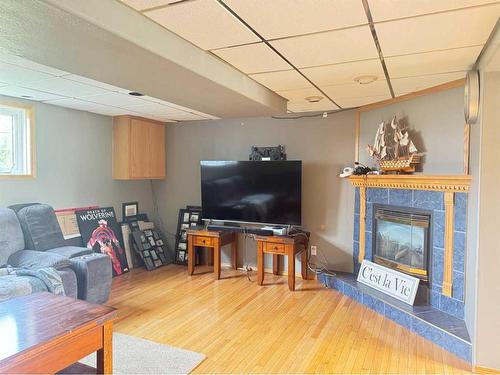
top-left (193, 236), bottom-right (214, 247)
top-left (264, 242), bottom-right (285, 254)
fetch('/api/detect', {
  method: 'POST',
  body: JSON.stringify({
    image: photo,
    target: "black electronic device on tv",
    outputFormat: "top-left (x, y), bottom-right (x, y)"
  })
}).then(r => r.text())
top-left (200, 160), bottom-right (302, 226)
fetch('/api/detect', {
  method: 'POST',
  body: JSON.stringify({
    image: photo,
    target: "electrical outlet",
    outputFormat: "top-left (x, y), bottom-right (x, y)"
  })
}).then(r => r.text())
top-left (311, 246), bottom-right (317, 256)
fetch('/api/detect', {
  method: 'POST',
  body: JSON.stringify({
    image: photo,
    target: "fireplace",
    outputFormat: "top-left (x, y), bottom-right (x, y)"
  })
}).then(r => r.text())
top-left (373, 204), bottom-right (432, 282)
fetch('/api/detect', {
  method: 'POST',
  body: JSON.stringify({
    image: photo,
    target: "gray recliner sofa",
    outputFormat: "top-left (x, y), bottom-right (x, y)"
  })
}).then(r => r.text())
top-left (0, 204), bottom-right (112, 304)
top-left (0, 207), bottom-right (78, 301)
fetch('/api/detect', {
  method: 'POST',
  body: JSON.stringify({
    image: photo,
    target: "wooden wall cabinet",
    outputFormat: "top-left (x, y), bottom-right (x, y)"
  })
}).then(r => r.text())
top-left (112, 116), bottom-right (166, 180)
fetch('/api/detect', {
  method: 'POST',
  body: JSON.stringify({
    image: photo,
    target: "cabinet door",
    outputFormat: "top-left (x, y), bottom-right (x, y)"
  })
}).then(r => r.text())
top-left (130, 119), bottom-right (165, 179)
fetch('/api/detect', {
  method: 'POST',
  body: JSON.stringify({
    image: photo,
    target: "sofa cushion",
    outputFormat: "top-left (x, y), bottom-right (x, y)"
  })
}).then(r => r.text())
top-left (16, 204), bottom-right (66, 251)
top-left (0, 208), bottom-right (25, 266)
top-left (8, 250), bottom-right (71, 270)
top-left (46, 246), bottom-right (92, 258)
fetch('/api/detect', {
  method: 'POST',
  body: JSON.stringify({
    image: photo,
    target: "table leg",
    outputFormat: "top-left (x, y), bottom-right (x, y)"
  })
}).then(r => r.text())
top-left (187, 235), bottom-right (194, 275)
top-left (257, 241), bottom-right (264, 286)
top-left (273, 254), bottom-right (280, 275)
top-left (214, 239), bottom-right (221, 280)
top-left (231, 234), bottom-right (238, 269)
top-left (287, 245), bottom-right (295, 291)
top-left (207, 248), bottom-right (213, 266)
top-left (96, 321), bottom-right (113, 374)
top-left (301, 250), bottom-right (308, 280)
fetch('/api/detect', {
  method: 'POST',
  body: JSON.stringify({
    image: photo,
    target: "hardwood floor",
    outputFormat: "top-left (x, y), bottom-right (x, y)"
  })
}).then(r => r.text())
top-left (108, 265), bottom-right (471, 374)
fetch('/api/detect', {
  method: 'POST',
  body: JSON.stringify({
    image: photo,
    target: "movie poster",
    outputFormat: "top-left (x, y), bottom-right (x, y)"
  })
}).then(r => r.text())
top-left (76, 207), bottom-right (129, 276)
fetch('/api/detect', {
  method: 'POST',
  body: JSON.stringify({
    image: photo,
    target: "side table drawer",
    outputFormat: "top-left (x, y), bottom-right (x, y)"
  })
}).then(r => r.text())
top-left (264, 242), bottom-right (285, 254)
top-left (193, 236), bottom-right (214, 247)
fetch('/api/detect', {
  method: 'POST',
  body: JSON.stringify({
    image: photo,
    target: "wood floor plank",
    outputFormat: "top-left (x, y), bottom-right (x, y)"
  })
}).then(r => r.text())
top-left (107, 265), bottom-right (472, 374)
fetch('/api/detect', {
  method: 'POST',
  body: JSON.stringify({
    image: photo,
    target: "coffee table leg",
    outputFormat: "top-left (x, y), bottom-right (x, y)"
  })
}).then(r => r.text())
top-left (97, 321), bottom-right (113, 374)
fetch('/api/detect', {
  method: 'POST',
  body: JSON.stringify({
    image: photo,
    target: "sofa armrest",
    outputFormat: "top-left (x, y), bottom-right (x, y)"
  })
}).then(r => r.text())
top-left (46, 246), bottom-right (92, 259)
top-left (7, 250), bottom-right (71, 270)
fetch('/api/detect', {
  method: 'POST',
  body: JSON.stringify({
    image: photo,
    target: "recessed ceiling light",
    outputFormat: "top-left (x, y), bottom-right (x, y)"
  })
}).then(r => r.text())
top-left (128, 91), bottom-right (144, 96)
top-left (305, 95), bottom-right (323, 103)
top-left (354, 75), bottom-right (378, 85)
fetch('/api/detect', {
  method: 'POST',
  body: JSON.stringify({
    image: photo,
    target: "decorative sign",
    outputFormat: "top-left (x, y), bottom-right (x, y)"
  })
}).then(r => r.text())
top-left (357, 260), bottom-right (420, 305)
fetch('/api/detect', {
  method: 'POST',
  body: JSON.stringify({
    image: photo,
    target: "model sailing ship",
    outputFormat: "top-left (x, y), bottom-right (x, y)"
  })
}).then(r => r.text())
top-left (366, 116), bottom-right (421, 173)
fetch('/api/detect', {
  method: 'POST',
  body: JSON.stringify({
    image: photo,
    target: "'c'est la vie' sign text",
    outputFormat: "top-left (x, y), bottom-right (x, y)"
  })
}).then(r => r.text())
top-left (357, 260), bottom-right (420, 305)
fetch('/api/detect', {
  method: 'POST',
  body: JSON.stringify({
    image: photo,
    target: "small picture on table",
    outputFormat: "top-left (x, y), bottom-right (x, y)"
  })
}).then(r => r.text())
top-left (178, 251), bottom-right (185, 262)
top-left (190, 214), bottom-right (199, 222)
top-left (144, 230), bottom-right (153, 237)
top-left (154, 259), bottom-right (162, 267)
top-left (181, 223), bottom-right (189, 230)
top-left (183, 212), bottom-right (190, 222)
top-left (178, 242), bottom-right (186, 250)
top-left (181, 231), bottom-right (187, 240)
top-left (143, 243), bottom-right (151, 250)
top-left (190, 222), bottom-right (197, 227)
top-left (140, 234), bottom-right (146, 243)
top-left (153, 231), bottom-right (159, 240)
top-left (151, 250), bottom-right (158, 260)
top-left (156, 239), bottom-right (163, 246)
top-left (143, 250), bottom-right (150, 258)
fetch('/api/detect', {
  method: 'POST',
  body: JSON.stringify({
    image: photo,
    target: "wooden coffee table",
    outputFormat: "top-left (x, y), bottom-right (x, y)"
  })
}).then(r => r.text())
top-left (0, 292), bottom-right (117, 374)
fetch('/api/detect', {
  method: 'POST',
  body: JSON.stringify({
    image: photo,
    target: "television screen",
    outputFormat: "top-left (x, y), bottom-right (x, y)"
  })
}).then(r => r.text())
top-left (200, 160), bottom-right (302, 225)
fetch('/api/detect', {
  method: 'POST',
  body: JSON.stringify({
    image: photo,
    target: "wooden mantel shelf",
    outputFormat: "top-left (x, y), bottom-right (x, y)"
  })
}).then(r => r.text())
top-left (348, 174), bottom-right (471, 192)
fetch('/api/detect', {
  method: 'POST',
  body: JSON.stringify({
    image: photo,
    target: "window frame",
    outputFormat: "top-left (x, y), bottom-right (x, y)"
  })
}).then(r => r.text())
top-left (0, 100), bottom-right (36, 179)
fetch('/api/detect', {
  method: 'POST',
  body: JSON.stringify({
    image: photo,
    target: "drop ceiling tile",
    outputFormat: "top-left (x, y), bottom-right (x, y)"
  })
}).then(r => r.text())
top-left (386, 46), bottom-right (483, 78)
top-left (44, 98), bottom-right (133, 116)
top-left (64, 74), bottom-right (131, 93)
top-left (212, 43), bottom-right (291, 74)
top-left (80, 92), bottom-right (149, 108)
top-left (144, 0), bottom-right (259, 50)
top-left (120, 0), bottom-right (176, 11)
top-left (322, 80), bottom-right (391, 100)
top-left (223, 0), bottom-right (367, 40)
top-left (0, 53), bottom-right (69, 76)
top-left (376, 5), bottom-right (500, 56)
top-left (391, 71), bottom-right (466, 95)
top-left (270, 26), bottom-right (379, 68)
top-left (301, 59), bottom-right (384, 87)
top-left (249, 70), bottom-right (310, 91)
top-left (369, 0), bottom-right (499, 22)
top-left (169, 113), bottom-right (207, 121)
top-left (22, 77), bottom-right (109, 97)
top-left (334, 95), bottom-right (391, 108)
top-left (277, 86), bottom-right (324, 102)
top-left (287, 100), bottom-right (339, 113)
top-left (0, 86), bottom-right (65, 101)
top-left (0, 62), bottom-right (55, 85)
top-left (129, 102), bottom-right (189, 116)
top-left (139, 96), bottom-right (219, 118)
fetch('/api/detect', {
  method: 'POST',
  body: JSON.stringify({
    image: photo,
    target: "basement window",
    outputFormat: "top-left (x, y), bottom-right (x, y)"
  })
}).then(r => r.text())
top-left (0, 104), bottom-right (34, 176)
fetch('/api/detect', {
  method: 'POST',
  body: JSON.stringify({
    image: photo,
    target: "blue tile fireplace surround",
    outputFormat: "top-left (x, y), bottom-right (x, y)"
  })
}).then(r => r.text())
top-left (319, 186), bottom-right (471, 362)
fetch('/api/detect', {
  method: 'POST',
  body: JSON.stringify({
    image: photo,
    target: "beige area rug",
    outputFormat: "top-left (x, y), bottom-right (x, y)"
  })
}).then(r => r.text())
top-left (80, 332), bottom-right (206, 374)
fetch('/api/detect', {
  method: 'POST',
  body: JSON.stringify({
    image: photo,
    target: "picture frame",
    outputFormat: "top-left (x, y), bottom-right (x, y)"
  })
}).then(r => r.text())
top-left (174, 206), bottom-right (203, 265)
top-left (122, 202), bottom-right (139, 220)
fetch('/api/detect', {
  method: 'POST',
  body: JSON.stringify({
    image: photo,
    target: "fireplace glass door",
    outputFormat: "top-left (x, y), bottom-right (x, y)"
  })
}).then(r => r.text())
top-left (373, 206), bottom-right (430, 281)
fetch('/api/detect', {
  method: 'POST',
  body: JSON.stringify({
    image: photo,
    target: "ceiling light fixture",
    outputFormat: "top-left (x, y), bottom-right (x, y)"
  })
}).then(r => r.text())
top-left (305, 95), bottom-right (323, 103)
top-left (354, 75), bottom-right (378, 85)
top-left (128, 91), bottom-right (144, 96)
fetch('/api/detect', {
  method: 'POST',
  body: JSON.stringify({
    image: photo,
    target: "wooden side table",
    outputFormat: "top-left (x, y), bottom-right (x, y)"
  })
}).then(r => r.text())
top-left (187, 229), bottom-right (238, 279)
top-left (255, 235), bottom-right (309, 291)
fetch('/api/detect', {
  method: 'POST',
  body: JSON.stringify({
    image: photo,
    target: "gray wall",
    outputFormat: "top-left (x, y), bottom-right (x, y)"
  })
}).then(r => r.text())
top-left (359, 87), bottom-right (465, 174)
top-left (153, 111), bottom-right (356, 272)
top-left (0, 95), bottom-right (154, 222)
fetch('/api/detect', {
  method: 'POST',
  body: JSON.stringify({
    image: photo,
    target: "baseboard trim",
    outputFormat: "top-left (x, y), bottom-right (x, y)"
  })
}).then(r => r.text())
top-left (473, 365), bottom-right (500, 374)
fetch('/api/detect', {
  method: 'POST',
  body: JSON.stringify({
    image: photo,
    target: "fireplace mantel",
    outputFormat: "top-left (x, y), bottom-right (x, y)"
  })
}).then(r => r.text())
top-left (348, 175), bottom-right (471, 192)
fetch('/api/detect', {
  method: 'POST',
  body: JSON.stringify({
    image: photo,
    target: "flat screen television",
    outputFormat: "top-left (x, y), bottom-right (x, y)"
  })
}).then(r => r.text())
top-left (200, 160), bottom-right (302, 225)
